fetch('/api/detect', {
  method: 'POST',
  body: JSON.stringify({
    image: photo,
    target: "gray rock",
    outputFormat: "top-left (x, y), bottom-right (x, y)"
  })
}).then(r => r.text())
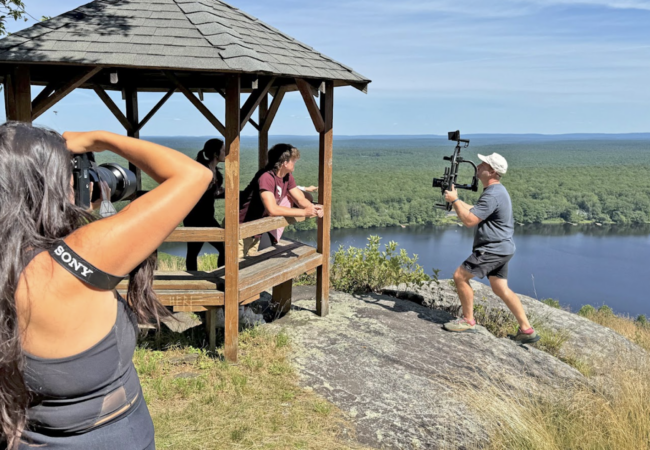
top-left (268, 287), bottom-right (588, 449)
top-left (168, 354), bottom-right (199, 365)
top-left (161, 312), bottom-right (203, 333)
top-left (383, 280), bottom-right (646, 372)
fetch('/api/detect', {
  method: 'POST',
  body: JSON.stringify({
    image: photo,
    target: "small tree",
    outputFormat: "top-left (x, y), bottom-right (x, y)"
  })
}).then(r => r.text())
top-left (0, 1), bottom-right (28, 36)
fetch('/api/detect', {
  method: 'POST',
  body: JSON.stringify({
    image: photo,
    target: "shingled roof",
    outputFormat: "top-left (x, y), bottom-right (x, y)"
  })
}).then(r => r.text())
top-left (0, 0), bottom-right (369, 88)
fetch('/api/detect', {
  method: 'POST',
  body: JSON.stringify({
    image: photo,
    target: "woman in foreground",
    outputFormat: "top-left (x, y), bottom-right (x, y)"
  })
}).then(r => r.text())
top-left (0, 122), bottom-right (212, 449)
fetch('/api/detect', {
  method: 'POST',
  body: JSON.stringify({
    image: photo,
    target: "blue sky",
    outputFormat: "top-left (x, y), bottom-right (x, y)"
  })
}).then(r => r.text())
top-left (2, 0), bottom-right (649, 135)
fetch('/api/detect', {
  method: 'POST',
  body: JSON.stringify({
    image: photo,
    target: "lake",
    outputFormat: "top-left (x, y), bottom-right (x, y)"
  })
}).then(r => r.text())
top-left (160, 224), bottom-right (650, 318)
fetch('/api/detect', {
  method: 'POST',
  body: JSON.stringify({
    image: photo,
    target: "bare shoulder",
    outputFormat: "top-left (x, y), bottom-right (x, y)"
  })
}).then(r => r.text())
top-left (16, 250), bottom-right (117, 358)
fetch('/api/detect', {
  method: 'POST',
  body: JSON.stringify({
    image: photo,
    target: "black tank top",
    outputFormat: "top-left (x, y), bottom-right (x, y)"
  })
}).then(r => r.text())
top-left (21, 250), bottom-right (146, 436)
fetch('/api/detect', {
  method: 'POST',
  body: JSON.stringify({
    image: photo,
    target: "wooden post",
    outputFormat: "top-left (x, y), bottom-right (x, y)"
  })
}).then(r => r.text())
top-left (224, 74), bottom-right (241, 362)
top-left (258, 94), bottom-right (268, 170)
top-left (4, 65), bottom-right (31, 123)
top-left (205, 307), bottom-right (218, 352)
top-left (124, 85), bottom-right (142, 190)
top-left (317, 81), bottom-right (334, 317)
top-left (272, 279), bottom-right (293, 316)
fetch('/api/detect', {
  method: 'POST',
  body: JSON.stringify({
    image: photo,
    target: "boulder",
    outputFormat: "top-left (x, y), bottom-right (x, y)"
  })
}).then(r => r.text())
top-left (268, 284), bottom-right (601, 449)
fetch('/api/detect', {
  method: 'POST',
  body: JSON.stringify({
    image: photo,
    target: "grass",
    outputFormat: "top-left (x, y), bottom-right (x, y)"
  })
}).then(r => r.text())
top-left (471, 303), bottom-right (592, 375)
top-left (135, 327), bottom-right (367, 450)
top-left (475, 360), bottom-right (650, 450)
top-left (578, 304), bottom-right (650, 352)
top-left (157, 252), bottom-right (220, 272)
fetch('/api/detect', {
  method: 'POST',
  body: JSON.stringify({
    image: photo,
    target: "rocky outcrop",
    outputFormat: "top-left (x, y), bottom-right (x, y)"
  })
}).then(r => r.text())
top-left (268, 282), bottom-right (637, 450)
top-left (383, 280), bottom-right (646, 372)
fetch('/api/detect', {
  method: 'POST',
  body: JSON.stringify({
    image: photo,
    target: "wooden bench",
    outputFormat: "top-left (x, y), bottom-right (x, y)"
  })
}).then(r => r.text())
top-left (117, 239), bottom-right (322, 349)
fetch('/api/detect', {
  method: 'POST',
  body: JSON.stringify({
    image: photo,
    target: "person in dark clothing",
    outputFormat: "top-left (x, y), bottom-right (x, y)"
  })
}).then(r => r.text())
top-left (183, 139), bottom-right (226, 271)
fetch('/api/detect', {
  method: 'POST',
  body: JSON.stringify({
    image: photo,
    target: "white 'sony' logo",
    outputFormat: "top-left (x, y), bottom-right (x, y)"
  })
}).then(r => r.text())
top-left (54, 246), bottom-right (94, 277)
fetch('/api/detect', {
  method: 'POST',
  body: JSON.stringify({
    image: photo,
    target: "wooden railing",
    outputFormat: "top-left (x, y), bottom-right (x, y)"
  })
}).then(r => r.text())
top-left (164, 216), bottom-right (309, 243)
top-left (239, 216), bottom-right (306, 239)
top-left (165, 227), bottom-right (225, 242)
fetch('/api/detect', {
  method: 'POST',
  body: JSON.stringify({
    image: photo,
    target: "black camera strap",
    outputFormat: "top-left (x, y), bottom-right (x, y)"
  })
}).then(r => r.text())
top-left (49, 241), bottom-right (126, 290)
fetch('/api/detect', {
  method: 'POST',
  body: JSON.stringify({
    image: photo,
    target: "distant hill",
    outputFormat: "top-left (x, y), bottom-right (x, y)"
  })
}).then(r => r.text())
top-left (144, 133), bottom-right (650, 148)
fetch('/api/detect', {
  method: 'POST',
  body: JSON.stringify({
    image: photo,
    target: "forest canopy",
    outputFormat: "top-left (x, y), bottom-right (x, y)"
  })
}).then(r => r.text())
top-left (98, 136), bottom-right (650, 230)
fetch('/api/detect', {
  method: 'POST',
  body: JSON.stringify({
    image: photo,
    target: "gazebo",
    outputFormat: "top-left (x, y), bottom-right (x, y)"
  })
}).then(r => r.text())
top-left (0, 0), bottom-right (370, 361)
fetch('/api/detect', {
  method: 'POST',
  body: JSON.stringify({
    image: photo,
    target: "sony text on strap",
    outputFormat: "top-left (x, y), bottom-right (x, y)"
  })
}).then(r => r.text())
top-left (49, 241), bottom-right (126, 290)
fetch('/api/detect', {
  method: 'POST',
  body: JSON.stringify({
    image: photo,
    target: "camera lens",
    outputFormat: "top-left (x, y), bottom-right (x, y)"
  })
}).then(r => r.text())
top-left (91, 163), bottom-right (137, 203)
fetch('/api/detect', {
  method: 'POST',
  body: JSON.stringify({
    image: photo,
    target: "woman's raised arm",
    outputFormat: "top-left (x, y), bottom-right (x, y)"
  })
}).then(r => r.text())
top-left (64, 131), bottom-right (213, 276)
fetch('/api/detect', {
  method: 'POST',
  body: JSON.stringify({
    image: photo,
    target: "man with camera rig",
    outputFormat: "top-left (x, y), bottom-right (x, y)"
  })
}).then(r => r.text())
top-left (442, 153), bottom-right (539, 344)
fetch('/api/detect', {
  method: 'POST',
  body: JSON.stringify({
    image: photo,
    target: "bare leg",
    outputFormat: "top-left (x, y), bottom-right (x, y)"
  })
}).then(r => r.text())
top-left (454, 266), bottom-right (476, 322)
top-left (489, 276), bottom-right (532, 330)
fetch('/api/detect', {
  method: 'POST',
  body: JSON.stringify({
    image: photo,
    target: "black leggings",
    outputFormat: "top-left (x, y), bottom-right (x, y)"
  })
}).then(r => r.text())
top-left (184, 217), bottom-right (224, 271)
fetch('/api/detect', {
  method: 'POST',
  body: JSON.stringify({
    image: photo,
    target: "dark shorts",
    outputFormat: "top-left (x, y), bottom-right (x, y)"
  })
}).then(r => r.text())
top-left (462, 251), bottom-right (513, 280)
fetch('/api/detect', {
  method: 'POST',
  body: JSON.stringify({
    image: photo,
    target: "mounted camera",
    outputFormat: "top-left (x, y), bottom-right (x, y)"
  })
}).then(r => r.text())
top-left (72, 153), bottom-right (137, 209)
top-left (432, 130), bottom-right (479, 211)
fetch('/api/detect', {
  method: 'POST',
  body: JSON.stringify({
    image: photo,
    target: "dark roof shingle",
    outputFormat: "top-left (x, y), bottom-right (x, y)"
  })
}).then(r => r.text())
top-left (0, 0), bottom-right (369, 86)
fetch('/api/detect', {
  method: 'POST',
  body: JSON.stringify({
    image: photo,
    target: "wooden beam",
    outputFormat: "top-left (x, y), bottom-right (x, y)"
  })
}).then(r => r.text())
top-left (93, 84), bottom-right (133, 134)
top-left (238, 253), bottom-right (322, 301)
top-left (164, 71), bottom-right (226, 135)
top-left (205, 307), bottom-right (217, 352)
top-left (317, 81), bottom-right (334, 317)
top-left (135, 88), bottom-right (175, 133)
top-left (224, 74), bottom-right (241, 363)
top-left (272, 279), bottom-right (292, 316)
top-left (32, 67), bottom-right (102, 121)
top-left (31, 82), bottom-right (58, 112)
top-left (216, 88), bottom-right (259, 131)
top-left (171, 294), bottom-right (259, 313)
top-left (295, 78), bottom-right (325, 133)
top-left (260, 86), bottom-right (287, 134)
top-left (165, 227), bottom-right (225, 243)
top-left (5, 65), bottom-right (32, 123)
top-left (240, 77), bottom-right (275, 131)
top-left (239, 216), bottom-right (306, 240)
top-left (124, 85), bottom-right (142, 191)
top-left (258, 94), bottom-right (268, 169)
top-left (117, 290), bottom-right (224, 306)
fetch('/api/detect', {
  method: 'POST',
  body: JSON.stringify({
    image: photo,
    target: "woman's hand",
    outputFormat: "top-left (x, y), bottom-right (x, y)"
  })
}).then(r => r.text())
top-left (304, 185), bottom-right (318, 192)
top-left (89, 181), bottom-right (111, 212)
top-left (63, 131), bottom-right (108, 154)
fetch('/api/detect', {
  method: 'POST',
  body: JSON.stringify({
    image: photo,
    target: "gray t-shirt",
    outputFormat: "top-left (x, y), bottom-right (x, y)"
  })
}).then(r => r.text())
top-left (469, 184), bottom-right (516, 255)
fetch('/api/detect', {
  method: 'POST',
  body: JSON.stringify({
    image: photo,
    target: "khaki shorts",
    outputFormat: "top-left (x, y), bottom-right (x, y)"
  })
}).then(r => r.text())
top-left (238, 237), bottom-right (260, 258)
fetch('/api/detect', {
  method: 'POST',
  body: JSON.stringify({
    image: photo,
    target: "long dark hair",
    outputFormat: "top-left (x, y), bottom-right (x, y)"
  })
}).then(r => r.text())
top-left (197, 138), bottom-right (224, 191)
top-left (0, 122), bottom-right (167, 447)
top-left (265, 143), bottom-right (300, 172)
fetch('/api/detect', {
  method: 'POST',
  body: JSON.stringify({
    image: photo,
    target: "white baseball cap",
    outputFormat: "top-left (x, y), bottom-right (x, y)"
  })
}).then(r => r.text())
top-left (477, 153), bottom-right (508, 175)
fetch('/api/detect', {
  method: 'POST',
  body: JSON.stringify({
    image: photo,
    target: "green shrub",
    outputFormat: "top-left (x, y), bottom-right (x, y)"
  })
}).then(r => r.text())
top-left (578, 305), bottom-right (596, 317)
top-left (542, 298), bottom-right (561, 309)
top-left (535, 326), bottom-right (570, 358)
top-left (330, 235), bottom-right (431, 294)
top-left (473, 304), bottom-right (518, 338)
top-left (598, 305), bottom-right (614, 316)
top-left (636, 315), bottom-right (648, 327)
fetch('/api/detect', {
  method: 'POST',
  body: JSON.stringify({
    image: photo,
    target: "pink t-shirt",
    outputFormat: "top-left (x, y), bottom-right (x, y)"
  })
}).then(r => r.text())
top-left (239, 170), bottom-right (297, 224)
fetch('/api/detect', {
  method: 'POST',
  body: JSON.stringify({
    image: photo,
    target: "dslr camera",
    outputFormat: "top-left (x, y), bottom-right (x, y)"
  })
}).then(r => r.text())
top-left (72, 153), bottom-right (137, 209)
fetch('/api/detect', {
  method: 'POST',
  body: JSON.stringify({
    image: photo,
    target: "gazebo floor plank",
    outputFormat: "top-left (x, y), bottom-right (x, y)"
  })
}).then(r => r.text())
top-left (118, 240), bottom-right (321, 309)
